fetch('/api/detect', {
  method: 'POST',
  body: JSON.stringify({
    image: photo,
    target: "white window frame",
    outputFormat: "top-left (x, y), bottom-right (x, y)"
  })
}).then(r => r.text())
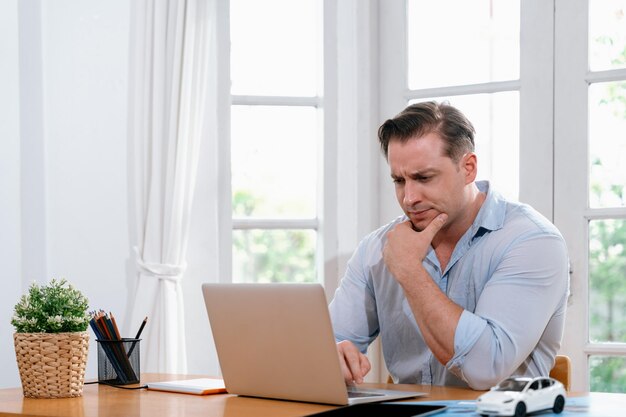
top-left (214, 1), bottom-right (329, 289)
top-left (382, 0), bottom-right (626, 391)
top-left (214, 0), bottom-right (381, 301)
top-left (214, 0), bottom-right (386, 381)
top-left (378, 0), bottom-right (554, 221)
top-left (378, 0), bottom-right (560, 383)
top-left (216, 0), bottom-right (573, 386)
top-left (554, 0), bottom-right (626, 392)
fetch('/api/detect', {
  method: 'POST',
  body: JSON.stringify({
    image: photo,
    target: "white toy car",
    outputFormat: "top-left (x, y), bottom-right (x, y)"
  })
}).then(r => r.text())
top-left (476, 376), bottom-right (566, 417)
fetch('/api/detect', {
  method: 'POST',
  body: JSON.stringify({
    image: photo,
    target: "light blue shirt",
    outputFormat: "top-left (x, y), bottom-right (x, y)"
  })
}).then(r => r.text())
top-left (329, 181), bottom-right (569, 390)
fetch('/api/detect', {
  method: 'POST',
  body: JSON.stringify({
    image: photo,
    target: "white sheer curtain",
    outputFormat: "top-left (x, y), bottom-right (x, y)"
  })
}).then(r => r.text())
top-left (127, 0), bottom-right (213, 373)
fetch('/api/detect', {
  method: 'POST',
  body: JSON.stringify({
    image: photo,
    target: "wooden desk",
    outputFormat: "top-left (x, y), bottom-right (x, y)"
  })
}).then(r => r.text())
top-left (0, 373), bottom-right (477, 417)
top-left (0, 374), bottom-right (619, 417)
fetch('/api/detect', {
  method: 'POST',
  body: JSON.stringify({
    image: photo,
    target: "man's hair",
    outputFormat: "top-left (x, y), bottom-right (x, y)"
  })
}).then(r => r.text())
top-left (377, 101), bottom-right (475, 162)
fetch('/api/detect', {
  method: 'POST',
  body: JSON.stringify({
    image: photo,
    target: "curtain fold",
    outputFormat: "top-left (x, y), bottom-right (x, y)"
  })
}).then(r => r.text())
top-left (127, 0), bottom-right (212, 373)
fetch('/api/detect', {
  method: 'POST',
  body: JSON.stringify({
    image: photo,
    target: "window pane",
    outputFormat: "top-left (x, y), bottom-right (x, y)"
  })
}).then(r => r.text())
top-left (231, 106), bottom-right (317, 219)
top-left (589, 82), bottom-right (626, 208)
top-left (409, 93), bottom-right (519, 201)
top-left (407, 0), bottom-right (520, 89)
top-left (232, 229), bottom-right (316, 283)
top-left (230, 0), bottom-right (319, 96)
top-left (589, 0), bottom-right (626, 72)
top-left (589, 219), bottom-right (626, 343)
top-left (589, 356), bottom-right (626, 393)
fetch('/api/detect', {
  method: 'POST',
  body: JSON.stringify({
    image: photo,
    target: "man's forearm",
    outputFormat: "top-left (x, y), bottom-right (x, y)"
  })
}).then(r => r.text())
top-left (399, 265), bottom-right (463, 364)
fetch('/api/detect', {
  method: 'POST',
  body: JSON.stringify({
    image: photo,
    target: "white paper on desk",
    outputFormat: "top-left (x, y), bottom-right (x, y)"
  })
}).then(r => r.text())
top-left (147, 378), bottom-right (227, 395)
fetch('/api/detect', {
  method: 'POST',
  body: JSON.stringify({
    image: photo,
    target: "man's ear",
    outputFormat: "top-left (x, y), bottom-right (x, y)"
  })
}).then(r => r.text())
top-left (462, 152), bottom-right (478, 184)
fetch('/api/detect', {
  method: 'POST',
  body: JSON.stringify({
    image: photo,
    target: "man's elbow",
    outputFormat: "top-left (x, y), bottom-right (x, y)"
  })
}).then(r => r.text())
top-left (465, 374), bottom-right (501, 391)
top-left (458, 363), bottom-right (510, 390)
top-left (463, 372), bottom-right (507, 391)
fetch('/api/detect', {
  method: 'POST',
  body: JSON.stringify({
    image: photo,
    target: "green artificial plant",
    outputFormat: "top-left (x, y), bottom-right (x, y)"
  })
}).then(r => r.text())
top-left (11, 278), bottom-right (90, 333)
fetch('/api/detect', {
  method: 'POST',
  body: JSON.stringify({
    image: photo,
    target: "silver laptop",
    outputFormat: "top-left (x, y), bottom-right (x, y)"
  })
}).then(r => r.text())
top-left (201, 283), bottom-right (424, 405)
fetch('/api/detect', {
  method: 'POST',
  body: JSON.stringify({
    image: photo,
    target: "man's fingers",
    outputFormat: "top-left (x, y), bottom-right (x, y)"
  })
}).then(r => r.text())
top-left (338, 353), bottom-right (355, 384)
top-left (359, 353), bottom-right (372, 376)
top-left (337, 341), bottom-right (368, 384)
top-left (344, 350), bottom-right (365, 384)
top-left (422, 213), bottom-right (448, 240)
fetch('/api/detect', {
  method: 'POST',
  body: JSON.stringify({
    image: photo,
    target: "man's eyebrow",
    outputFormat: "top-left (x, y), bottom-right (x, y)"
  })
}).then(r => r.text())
top-left (392, 168), bottom-right (438, 177)
top-left (390, 169), bottom-right (439, 182)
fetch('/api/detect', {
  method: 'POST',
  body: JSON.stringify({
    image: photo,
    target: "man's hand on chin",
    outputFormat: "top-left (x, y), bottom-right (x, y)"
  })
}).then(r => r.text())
top-left (383, 213), bottom-right (448, 286)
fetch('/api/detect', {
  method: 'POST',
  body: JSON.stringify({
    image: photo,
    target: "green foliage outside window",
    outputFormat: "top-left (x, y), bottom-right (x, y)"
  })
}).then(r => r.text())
top-left (233, 190), bottom-right (316, 283)
top-left (589, 356), bottom-right (626, 393)
top-left (589, 218), bottom-right (626, 344)
top-left (588, 36), bottom-right (626, 393)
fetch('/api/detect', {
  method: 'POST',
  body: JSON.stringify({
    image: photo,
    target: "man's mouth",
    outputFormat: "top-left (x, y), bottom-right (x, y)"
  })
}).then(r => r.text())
top-left (408, 208), bottom-right (432, 216)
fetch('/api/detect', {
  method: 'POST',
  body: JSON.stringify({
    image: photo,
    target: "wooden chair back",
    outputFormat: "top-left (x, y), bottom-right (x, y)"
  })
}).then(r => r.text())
top-left (549, 354), bottom-right (572, 391)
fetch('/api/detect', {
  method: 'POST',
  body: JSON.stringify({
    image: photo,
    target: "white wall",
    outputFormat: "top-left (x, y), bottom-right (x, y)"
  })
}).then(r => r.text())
top-left (41, 0), bottom-right (132, 380)
top-left (0, 0), bottom-right (23, 390)
top-left (0, 0), bottom-right (133, 386)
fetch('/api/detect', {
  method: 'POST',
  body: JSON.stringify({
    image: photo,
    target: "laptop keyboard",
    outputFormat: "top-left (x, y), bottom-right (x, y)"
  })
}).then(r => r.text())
top-left (346, 389), bottom-right (385, 398)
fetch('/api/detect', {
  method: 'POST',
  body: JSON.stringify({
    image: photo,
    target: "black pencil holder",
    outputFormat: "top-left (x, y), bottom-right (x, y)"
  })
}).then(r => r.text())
top-left (96, 338), bottom-right (141, 385)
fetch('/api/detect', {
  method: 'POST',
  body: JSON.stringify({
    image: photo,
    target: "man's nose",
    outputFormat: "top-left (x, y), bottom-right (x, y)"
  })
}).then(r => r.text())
top-left (403, 181), bottom-right (422, 207)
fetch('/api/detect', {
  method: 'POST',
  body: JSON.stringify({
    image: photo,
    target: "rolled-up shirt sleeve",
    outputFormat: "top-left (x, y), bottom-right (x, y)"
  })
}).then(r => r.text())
top-left (446, 232), bottom-right (569, 390)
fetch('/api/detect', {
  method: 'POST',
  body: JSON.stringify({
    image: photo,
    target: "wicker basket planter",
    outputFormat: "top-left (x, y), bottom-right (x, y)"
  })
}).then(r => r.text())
top-left (14, 331), bottom-right (89, 398)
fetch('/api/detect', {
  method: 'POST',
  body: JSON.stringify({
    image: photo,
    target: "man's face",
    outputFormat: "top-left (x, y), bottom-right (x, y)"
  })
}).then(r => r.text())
top-left (388, 132), bottom-right (473, 232)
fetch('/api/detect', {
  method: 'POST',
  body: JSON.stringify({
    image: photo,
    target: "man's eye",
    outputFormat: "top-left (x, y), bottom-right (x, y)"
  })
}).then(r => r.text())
top-left (417, 176), bottom-right (432, 182)
top-left (392, 178), bottom-right (404, 184)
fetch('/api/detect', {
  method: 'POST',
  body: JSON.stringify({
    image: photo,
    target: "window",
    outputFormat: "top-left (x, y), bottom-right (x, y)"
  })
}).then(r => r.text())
top-left (216, 0), bottom-right (380, 380)
top-left (229, 0), bottom-right (323, 284)
top-left (382, 0), bottom-right (522, 204)
top-left (379, 0), bottom-right (573, 388)
top-left (555, 0), bottom-right (626, 394)
top-left (405, 0), bottom-right (521, 201)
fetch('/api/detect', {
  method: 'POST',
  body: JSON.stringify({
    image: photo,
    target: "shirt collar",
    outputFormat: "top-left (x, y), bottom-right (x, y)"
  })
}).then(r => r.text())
top-left (425, 181), bottom-right (507, 272)
top-left (469, 180), bottom-right (507, 240)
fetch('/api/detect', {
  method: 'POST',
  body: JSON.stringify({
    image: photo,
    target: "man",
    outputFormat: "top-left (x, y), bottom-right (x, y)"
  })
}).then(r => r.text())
top-left (329, 101), bottom-right (569, 390)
